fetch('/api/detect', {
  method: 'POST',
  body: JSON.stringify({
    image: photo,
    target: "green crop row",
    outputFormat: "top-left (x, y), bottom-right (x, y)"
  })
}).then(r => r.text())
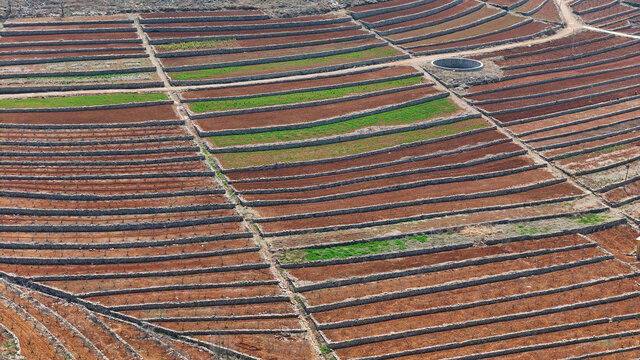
top-left (190, 76), bottom-right (424, 113)
top-left (215, 117), bottom-right (488, 168)
top-left (156, 38), bottom-right (239, 51)
top-left (0, 93), bottom-right (168, 109)
top-left (209, 97), bottom-right (458, 147)
top-left (280, 235), bottom-right (430, 263)
top-left (170, 46), bottom-right (402, 80)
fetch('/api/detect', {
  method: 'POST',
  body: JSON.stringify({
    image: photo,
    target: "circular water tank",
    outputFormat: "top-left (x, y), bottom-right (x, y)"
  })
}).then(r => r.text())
top-left (431, 58), bottom-right (483, 72)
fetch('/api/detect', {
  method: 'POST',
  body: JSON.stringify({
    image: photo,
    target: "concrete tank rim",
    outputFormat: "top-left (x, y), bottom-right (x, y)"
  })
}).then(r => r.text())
top-left (431, 58), bottom-right (484, 72)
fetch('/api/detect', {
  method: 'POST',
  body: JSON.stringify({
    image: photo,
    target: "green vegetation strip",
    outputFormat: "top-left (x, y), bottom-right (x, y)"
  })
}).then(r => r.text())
top-left (281, 235), bottom-right (430, 263)
top-left (216, 117), bottom-right (488, 168)
top-left (191, 76), bottom-right (424, 113)
top-left (157, 38), bottom-right (239, 51)
top-left (170, 47), bottom-right (402, 80)
top-left (569, 213), bottom-right (608, 225)
top-left (0, 93), bottom-right (168, 109)
top-left (209, 98), bottom-right (458, 147)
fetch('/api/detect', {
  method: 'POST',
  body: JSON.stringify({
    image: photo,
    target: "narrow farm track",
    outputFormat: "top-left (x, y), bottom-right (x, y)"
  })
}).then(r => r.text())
top-left (0, 2), bottom-right (639, 360)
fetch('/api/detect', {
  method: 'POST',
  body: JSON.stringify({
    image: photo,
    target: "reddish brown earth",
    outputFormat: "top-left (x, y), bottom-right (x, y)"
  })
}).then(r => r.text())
top-left (6, 23), bottom-right (133, 30)
top-left (542, 131), bottom-right (639, 158)
top-left (520, 108), bottom-right (640, 141)
top-left (254, 168), bottom-right (556, 217)
top-left (161, 38), bottom-right (380, 67)
top-left (395, 7), bottom-right (504, 44)
top-left (196, 333), bottom-right (320, 360)
top-left (139, 10), bottom-right (266, 18)
top-left (154, 318), bottom-right (301, 331)
top-left (0, 161), bottom-right (209, 177)
top-left (0, 43), bottom-right (144, 52)
top-left (324, 278), bottom-right (639, 342)
top-left (287, 234), bottom-right (588, 283)
top-left (361, 0), bottom-right (454, 23)
top-left (478, 77), bottom-right (640, 113)
top-left (493, 86), bottom-right (640, 123)
top-left (508, 97), bottom-right (640, 135)
top-left (410, 20), bottom-right (551, 53)
top-left (381, 314), bottom-right (640, 360)
top-left (144, 14), bottom-right (339, 27)
top-left (0, 295), bottom-right (67, 359)
top-left (581, 4), bottom-right (635, 22)
top-left (146, 23), bottom-right (348, 40)
top-left (1, 237), bottom-right (254, 260)
top-left (350, 0), bottom-right (418, 12)
top-left (0, 209), bottom-right (235, 226)
top-left (0, 177), bottom-right (218, 194)
top-left (96, 314), bottom-right (184, 360)
top-left (227, 130), bottom-right (506, 180)
top-left (603, 177), bottom-right (640, 204)
top-left (311, 258), bottom-right (631, 323)
top-left (469, 64), bottom-right (640, 101)
top-left (195, 85), bottom-right (440, 132)
top-left (555, 142), bottom-right (638, 173)
top-left (0, 105), bottom-right (177, 125)
top-left (242, 156), bottom-right (534, 201)
top-left (120, 301), bottom-right (293, 319)
top-left (182, 66), bottom-right (417, 99)
top-left (335, 292), bottom-right (637, 359)
top-left (492, 335), bottom-right (640, 360)
top-left (0, 32), bottom-right (139, 43)
top-left (467, 54), bottom-right (640, 95)
top-left (86, 284), bottom-right (282, 306)
top-left (0, 139), bottom-right (192, 152)
top-left (0, 192), bottom-right (225, 211)
top-left (259, 182), bottom-right (583, 232)
top-left (377, 1), bottom-right (481, 33)
top-left (1, 251), bottom-right (263, 277)
top-left (45, 268), bottom-right (275, 295)
top-left (4, 151), bottom-right (197, 163)
top-left (476, 30), bottom-right (604, 59)
top-left (34, 292), bottom-right (138, 359)
top-left (530, 118), bottom-right (640, 149)
top-left (586, 225), bottom-right (639, 265)
top-left (0, 222), bottom-right (248, 245)
top-left (233, 142), bottom-right (523, 191)
top-left (0, 49), bottom-right (146, 60)
top-left (269, 200), bottom-right (598, 249)
top-left (504, 41), bottom-right (640, 77)
top-left (0, 125), bottom-right (185, 141)
top-left (532, 0), bottom-right (563, 23)
top-left (302, 247), bottom-right (603, 306)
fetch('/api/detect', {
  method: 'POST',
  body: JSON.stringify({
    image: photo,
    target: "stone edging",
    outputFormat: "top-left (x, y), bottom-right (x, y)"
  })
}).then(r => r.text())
top-left (168, 55), bottom-right (411, 86)
top-left (162, 42), bottom-right (386, 72)
top-left (259, 194), bottom-right (585, 237)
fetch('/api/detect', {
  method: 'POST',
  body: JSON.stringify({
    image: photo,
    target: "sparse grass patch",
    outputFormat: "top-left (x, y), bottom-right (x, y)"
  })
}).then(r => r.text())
top-left (190, 76), bottom-right (424, 112)
top-left (156, 38), bottom-right (239, 51)
top-left (569, 213), bottom-right (608, 225)
top-left (209, 98), bottom-right (459, 147)
top-left (517, 224), bottom-right (551, 235)
top-left (0, 93), bottom-right (167, 109)
top-left (170, 47), bottom-right (402, 80)
top-left (280, 234), bottom-right (429, 263)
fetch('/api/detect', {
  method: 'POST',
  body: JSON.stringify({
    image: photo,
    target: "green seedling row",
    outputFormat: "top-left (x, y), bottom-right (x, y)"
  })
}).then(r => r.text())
top-left (210, 97), bottom-right (459, 147)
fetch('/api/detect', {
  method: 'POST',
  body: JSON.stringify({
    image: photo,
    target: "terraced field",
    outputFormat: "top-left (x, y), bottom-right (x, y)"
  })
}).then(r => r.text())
top-left (347, 0), bottom-right (562, 54)
top-left (0, 15), bottom-right (163, 93)
top-left (569, 0), bottom-right (640, 35)
top-left (0, 3), bottom-right (639, 360)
